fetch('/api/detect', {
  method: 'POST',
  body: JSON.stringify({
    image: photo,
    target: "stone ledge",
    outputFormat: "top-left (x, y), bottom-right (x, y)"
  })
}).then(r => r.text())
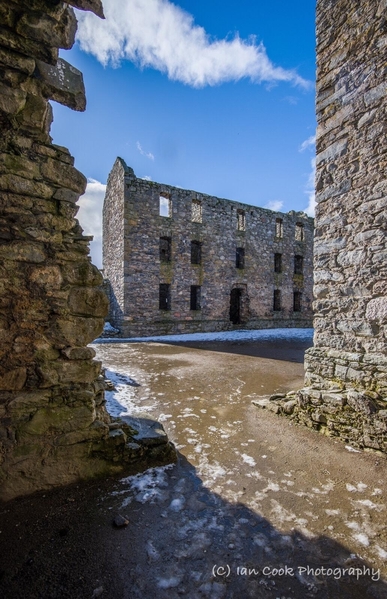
top-left (253, 384), bottom-right (387, 453)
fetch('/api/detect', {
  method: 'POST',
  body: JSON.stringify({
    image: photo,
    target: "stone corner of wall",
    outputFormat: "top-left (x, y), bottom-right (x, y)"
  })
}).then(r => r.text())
top-left (0, 0), bottom-right (176, 501)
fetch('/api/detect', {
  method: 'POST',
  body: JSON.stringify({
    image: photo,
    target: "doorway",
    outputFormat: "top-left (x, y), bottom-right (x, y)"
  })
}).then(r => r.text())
top-left (230, 288), bottom-right (242, 324)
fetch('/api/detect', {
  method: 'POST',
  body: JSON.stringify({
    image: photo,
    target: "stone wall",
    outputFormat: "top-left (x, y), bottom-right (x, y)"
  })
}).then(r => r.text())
top-left (0, 0), bottom-right (175, 501)
top-left (256, 0), bottom-right (387, 453)
top-left (103, 158), bottom-right (314, 337)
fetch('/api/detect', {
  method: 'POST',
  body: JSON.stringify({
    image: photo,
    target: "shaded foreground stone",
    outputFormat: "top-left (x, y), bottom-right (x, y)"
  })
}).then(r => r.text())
top-left (0, 0), bottom-right (175, 501)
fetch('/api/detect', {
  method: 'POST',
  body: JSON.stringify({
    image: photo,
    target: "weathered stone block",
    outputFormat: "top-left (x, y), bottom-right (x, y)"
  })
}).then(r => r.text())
top-left (61, 261), bottom-right (104, 286)
top-left (0, 81), bottom-right (26, 114)
top-left (16, 8), bottom-right (77, 50)
top-left (20, 404), bottom-right (95, 436)
top-left (62, 346), bottom-right (96, 360)
top-left (40, 158), bottom-right (87, 194)
top-left (0, 26), bottom-right (58, 65)
top-left (0, 368), bottom-right (27, 391)
top-left (53, 187), bottom-right (80, 204)
top-left (38, 359), bottom-right (101, 387)
top-left (0, 241), bottom-right (46, 263)
top-left (7, 391), bottom-right (51, 418)
top-left (66, 0), bottom-right (105, 18)
top-left (36, 58), bottom-right (86, 111)
top-left (347, 390), bottom-right (377, 414)
top-left (68, 287), bottom-right (108, 317)
top-left (55, 316), bottom-right (104, 346)
top-left (0, 46), bottom-right (35, 74)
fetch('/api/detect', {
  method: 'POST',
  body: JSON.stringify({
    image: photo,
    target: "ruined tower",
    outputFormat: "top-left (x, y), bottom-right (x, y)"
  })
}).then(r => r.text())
top-left (103, 159), bottom-right (314, 338)
top-left (301, 0), bottom-right (387, 450)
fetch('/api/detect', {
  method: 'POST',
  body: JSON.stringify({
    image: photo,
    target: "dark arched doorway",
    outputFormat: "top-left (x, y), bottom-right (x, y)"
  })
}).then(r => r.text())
top-left (229, 288), bottom-right (242, 324)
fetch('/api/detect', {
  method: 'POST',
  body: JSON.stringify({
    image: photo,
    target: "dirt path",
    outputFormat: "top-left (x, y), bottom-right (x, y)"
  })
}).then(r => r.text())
top-left (1, 335), bottom-right (387, 598)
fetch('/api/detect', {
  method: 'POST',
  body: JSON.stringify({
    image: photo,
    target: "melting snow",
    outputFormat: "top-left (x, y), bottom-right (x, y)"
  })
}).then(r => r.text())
top-left (241, 454), bottom-right (256, 467)
top-left (96, 327), bottom-right (314, 343)
top-left (346, 482), bottom-right (368, 493)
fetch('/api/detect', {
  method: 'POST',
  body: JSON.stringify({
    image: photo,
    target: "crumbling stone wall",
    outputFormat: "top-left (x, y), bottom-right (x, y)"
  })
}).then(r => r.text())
top-left (0, 0), bottom-right (175, 501)
top-left (256, 0), bottom-right (387, 452)
top-left (103, 158), bottom-right (314, 337)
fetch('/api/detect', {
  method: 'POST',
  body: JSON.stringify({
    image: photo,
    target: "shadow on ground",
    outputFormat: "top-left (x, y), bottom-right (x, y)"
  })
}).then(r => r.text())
top-left (0, 452), bottom-right (386, 599)
top-left (159, 338), bottom-right (314, 363)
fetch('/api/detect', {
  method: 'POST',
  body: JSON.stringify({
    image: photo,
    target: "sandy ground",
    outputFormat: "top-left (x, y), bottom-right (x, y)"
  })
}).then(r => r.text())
top-left (1, 335), bottom-right (387, 598)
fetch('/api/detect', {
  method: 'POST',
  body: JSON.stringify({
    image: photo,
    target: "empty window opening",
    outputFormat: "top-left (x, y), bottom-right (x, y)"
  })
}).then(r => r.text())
top-left (237, 209), bottom-right (246, 231)
top-left (236, 247), bottom-right (245, 269)
top-left (159, 236), bottom-right (171, 262)
top-left (293, 291), bottom-right (302, 312)
top-left (191, 240), bottom-right (202, 265)
top-left (274, 253), bottom-right (282, 273)
top-left (192, 199), bottom-right (203, 223)
top-left (190, 285), bottom-right (201, 310)
top-left (294, 255), bottom-right (304, 275)
top-left (295, 222), bottom-right (305, 241)
top-left (159, 193), bottom-right (171, 217)
top-left (275, 218), bottom-right (283, 238)
top-left (273, 289), bottom-right (281, 311)
top-left (159, 283), bottom-right (171, 310)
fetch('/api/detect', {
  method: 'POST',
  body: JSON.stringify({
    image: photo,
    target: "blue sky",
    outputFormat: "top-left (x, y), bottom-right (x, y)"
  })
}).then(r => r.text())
top-left (52, 0), bottom-right (316, 267)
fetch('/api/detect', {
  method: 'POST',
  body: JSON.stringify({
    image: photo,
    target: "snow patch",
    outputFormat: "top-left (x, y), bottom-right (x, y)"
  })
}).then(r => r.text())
top-left (241, 454), bottom-right (256, 467)
top-left (96, 327), bottom-right (314, 343)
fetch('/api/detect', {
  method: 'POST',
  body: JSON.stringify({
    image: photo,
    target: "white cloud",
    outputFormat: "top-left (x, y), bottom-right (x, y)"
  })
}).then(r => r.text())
top-left (77, 178), bottom-right (106, 268)
top-left (76, 0), bottom-right (310, 89)
top-left (299, 134), bottom-right (316, 152)
top-left (141, 175), bottom-right (152, 181)
top-left (265, 200), bottom-right (284, 212)
top-left (304, 157), bottom-right (316, 217)
top-left (137, 141), bottom-right (155, 160)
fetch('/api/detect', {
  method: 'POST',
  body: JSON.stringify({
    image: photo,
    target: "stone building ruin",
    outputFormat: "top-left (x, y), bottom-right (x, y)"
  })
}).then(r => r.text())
top-left (103, 158), bottom-right (314, 338)
top-left (0, 0), bottom-right (174, 501)
top-left (257, 0), bottom-right (387, 454)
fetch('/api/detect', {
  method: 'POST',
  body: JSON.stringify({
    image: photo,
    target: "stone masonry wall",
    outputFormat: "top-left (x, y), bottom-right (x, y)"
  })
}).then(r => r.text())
top-left (0, 0), bottom-right (175, 501)
top-left (103, 158), bottom-right (314, 337)
top-left (256, 0), bottom-right (387, 453)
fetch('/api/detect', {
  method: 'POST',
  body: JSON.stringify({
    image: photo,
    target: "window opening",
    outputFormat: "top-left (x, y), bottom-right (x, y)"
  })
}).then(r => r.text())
top-left (159, 193), bottom-right (171, 217)
top-left (274, 253), bottom-right (282, 273)
top-left (159, 236), bottom-right (171, 262)
top-left (191, 240), bottom-right (202, 265)
top-left (295, 222), bottom-right (305, 241)
top-left (275, 218), bottom-right (283, 238)
top-left (237, 209), bottom-right (246, 231)
top-left (190, 285), bottom-right (201, 310)
top-left (236, 247), bottom-right (245, 269)
top-left (273, 289), bottom-right (281, 311)
top-left (293, 291), bottom-right (302, 312)
top-left (294, 255), bottom-right (304, 275)
top-left (192, 199), bottom-right (202, 223)
top-left (159, 284), bottom-right (171, 310)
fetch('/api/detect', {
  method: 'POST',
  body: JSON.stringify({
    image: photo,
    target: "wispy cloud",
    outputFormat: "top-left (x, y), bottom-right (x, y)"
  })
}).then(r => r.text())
top-left (76, 0), bottom-right (310, 89)
top-left (298, 135), bottom-right (316, 216)
top-left (77, 178), bottom-right (106, 268)
top-left (304, 157), bottom-right (316, 217)
top-left (265, 200), bottom-right (284, 212)
top-left (299, 134), bottom-right (316, 152)
top-left (137, 141), bottom-right (155, 161)
top-left (141, 175), bottom-right (152, 181)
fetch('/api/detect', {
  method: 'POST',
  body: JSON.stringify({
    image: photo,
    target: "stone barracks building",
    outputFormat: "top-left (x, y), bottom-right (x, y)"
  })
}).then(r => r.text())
top-left (103, 158), bottom-right (314, 337)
